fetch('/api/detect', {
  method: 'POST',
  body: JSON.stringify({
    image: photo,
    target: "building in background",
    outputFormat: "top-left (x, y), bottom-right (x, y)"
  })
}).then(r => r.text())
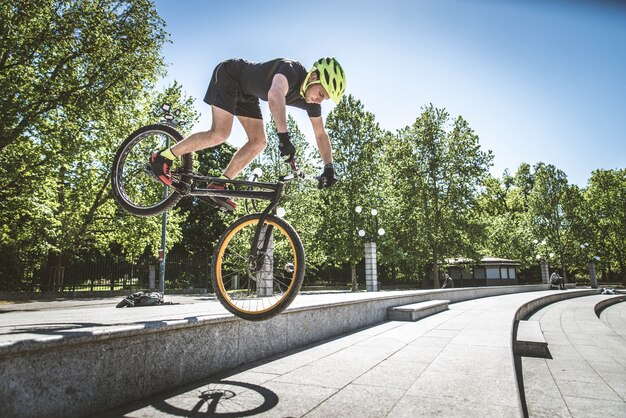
top-left (444, 257), bottom-right (520, 287)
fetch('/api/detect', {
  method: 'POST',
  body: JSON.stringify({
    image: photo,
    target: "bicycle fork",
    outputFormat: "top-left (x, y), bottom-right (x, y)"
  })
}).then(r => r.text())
top-left (248, 223), bottom-right (275, 274)
top-left (247, 182), bottom-right (285, 274)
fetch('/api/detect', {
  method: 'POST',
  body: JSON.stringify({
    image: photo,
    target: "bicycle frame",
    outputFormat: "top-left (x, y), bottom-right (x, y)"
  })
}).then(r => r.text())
top-left (169, 170), bottom-right (290, 272)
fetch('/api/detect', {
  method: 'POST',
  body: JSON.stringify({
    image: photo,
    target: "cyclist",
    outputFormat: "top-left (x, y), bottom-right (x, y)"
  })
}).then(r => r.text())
top-left (150, 57), bottom-right (346, 211)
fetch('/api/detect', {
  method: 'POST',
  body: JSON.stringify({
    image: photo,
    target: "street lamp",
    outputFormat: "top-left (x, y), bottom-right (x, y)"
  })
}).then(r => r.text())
top-left (532, 238), bottom-right (554, 285)
top-left (355, 206), bottom-right (385, 241)
top-left (355, 206), bottom-right (384, 292)
top-left (580, 242), bottom-right (600, 289)
top-left (157, 103), bottom-right (182, 294)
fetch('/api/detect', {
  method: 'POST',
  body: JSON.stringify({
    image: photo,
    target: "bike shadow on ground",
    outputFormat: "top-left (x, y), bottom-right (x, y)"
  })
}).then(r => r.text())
top-left (95, 324), bottom-right (378, 417)
top-left (96, 377), bottom-right (280, 417)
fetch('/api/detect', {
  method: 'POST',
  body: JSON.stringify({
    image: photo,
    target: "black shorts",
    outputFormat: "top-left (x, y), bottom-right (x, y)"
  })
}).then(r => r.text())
top-left (203, 59), bottom-right (263, 119)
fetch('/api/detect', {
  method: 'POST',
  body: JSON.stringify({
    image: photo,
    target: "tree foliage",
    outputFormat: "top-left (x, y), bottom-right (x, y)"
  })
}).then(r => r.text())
top-left (0, 0), bottom-right (167, 151)
top-left (322, 95), bottom-right (386, 289)
top-left (584, 169), bottom-right (626, 280)
top-left (0, 0), bottom-right (183, 290)
top-left (387, 105), bottom-right (493, 286)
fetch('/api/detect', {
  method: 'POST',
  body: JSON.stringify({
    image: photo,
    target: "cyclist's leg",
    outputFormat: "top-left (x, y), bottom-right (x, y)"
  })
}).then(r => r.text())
top-left (168, 60), bottom-right (239, 156)
top-left (169, 105), bottom-right (234, 156)
top-left (149, 106), bottom-right (233, 186)
top-left (223, 116), bottom-right (267, 179)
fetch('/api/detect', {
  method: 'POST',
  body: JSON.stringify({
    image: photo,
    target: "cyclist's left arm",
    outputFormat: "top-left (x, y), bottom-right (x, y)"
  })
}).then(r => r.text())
top-left (268, 74), bottom-right (289, 133)
top-left (310, 116), bottom-right (333, 165)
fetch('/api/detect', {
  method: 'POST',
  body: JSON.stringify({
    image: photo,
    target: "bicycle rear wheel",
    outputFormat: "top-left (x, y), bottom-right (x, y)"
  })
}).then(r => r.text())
top-left (212, 213), bottom-right (305, 321)
top-left (111, 124), bottom-right (193, 217)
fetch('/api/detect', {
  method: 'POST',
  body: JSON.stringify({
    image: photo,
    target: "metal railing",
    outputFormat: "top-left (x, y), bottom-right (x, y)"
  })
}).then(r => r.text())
top-left (2, 255), bottom-right (212, 293)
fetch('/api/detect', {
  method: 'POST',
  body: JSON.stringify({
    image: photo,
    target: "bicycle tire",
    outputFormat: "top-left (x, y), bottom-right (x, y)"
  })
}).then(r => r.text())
top-left (211, 213), bottom-right (305, 321)
top-left (111, 124), bottom-right (193, 217)
top-left (116, 298), bottom-right (134, 308)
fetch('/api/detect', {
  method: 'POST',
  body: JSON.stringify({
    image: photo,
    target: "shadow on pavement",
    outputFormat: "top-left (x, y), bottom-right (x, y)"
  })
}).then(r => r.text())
top-left (98, 379), bottom-right (280, 417)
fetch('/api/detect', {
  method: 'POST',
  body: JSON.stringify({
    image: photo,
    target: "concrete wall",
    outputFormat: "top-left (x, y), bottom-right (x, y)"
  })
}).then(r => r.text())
top-left (513, 288), bottom-right (599, 321)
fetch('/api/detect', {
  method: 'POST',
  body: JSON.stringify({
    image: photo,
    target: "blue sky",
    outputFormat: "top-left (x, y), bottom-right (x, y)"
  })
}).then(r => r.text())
top-left (153, 0), bottom-right (626, 186)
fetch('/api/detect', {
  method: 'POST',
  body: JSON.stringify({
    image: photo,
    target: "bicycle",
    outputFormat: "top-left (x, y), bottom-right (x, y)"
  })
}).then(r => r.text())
top-left (110, 116), bottom-right (309, 321)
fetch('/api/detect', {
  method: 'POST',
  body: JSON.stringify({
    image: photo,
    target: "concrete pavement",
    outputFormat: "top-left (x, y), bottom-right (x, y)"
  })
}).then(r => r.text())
top-left (95, 290), bottom-right (624, 418)
top-left (2, 288), bottom-right (624, 417)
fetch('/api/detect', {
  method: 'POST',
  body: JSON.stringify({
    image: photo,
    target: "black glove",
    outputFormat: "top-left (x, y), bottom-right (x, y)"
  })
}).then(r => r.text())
top-left (318, 163), bottom-right (337, 189)
top-left (278, 132), bottom-right (296, 163)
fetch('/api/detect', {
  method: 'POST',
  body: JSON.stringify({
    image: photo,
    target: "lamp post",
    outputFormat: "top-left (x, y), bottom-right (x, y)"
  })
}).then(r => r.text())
top-left (532, 239), bottom-right (554, 285)
top-left (355, 206), bottom-right (385, 292)
top-left (580, 243), bottom-right (600, 289)
top-left (158, 103), bottom-right (180, 294)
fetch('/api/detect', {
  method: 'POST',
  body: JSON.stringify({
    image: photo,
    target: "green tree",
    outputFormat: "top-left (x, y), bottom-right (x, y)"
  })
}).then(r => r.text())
top-left (323, 95), bottom-right (386, 290)
top-left (0, 0), bottom-right (167, 151)
top-left (0, 82), bottom-right (198, 291)
top-left (105, 83), bottom-right (200, 261)
top-left (0, 0), bottom-right (174, 290)
top-left (526, 163), bottom-right (581, 282)
top-left (584, 169), bottom-right (626, 284)
top-left (478, 168), bottom-right (536, 277)
top-left (387, 104), bottom-right (492, 288)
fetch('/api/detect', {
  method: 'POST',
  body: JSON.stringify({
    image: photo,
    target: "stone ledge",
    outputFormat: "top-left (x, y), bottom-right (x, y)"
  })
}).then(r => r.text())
top-left (513, 288), bottom-right (599, 321)
top-left (387, 299), bottom-right (449, 321)
top-left (594, 294), bottom-right (626, 316)
top-left (514, 320), bottom-right (550, 358)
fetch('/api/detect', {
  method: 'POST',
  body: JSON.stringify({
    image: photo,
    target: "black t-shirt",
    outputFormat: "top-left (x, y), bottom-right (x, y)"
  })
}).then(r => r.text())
top-left (239, 59), bottom-right (321, 118)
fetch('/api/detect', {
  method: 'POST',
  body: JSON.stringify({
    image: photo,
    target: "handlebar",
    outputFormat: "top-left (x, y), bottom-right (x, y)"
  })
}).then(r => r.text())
top-left (288, 159), bottom-right (301, 177)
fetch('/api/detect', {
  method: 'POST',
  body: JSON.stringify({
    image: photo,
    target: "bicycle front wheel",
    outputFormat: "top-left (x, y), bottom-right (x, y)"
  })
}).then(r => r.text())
top-left (111, 124), bottom-right (193, 217)
top-left (212, 213), bottom-right (305, 321)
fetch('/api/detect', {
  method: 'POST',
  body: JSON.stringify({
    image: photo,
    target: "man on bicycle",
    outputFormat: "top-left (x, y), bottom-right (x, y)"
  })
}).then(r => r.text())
top-left (150, 57), bottom-right (346, 211)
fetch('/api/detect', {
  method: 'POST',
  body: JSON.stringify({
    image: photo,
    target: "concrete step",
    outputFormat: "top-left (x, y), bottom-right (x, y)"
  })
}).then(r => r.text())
top-left (387, 299), bottom-right (450, 321)
top-left (514, 320), bottom-right (550, 358)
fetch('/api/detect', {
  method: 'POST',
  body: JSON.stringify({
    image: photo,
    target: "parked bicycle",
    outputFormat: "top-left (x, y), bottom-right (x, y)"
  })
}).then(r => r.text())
top-left (110, 111), bottom-right (309, 321)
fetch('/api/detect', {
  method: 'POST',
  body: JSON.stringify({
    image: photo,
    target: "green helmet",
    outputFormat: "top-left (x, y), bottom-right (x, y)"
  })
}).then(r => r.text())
top-left (300, 57), bottom-right (346, 104)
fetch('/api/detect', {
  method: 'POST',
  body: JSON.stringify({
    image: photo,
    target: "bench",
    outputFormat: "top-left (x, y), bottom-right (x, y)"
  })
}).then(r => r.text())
top-left (514, 320), bottom-right (550, 358)
top-left (387, 299), bottom-right (450, 321)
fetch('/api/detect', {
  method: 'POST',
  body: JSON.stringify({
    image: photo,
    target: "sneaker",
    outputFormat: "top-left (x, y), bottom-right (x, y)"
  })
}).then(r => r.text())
top-left (149, 152), bottom-right (173, 186)
top-left (207, 182), bottom-right (237, 211)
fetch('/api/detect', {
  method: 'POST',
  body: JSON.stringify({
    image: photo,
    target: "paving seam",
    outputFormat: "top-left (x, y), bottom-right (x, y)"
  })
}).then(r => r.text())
top-left (264, 320), bottom-right (419, 416)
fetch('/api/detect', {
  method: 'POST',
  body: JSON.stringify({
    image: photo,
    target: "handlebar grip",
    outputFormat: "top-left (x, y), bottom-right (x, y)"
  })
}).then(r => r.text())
top-left (288, 158), bottom-right (299, 174)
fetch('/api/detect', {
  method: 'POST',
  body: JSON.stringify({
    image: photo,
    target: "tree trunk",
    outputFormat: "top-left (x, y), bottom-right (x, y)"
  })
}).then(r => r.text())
top-left (41, 252), bottom-right (64, 292)
top-left (351, 263), bottom-right (358, 292)
top-left (433, 261), bottom-right (440, 289)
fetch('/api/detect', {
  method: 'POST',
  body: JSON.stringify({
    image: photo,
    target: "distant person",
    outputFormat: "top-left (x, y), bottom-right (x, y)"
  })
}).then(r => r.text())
top-left (550, 271), bottom-right (565, 290)
top-left (441, 273), bottom-right (454, 289)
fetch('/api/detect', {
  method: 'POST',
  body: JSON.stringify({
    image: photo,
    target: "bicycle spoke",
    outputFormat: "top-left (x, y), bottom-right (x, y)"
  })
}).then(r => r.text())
top-left (213, 215), bottom-right (302, 319)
